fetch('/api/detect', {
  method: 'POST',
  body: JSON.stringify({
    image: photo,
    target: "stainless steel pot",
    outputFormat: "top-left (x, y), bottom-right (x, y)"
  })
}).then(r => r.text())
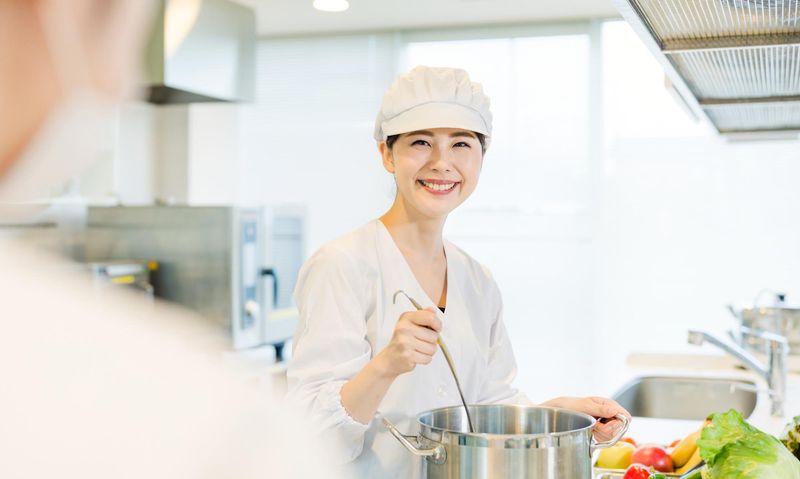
top-left (383, 405), bottom-right (629, 479)
top-left (728, 294), bottom-right (800, 355)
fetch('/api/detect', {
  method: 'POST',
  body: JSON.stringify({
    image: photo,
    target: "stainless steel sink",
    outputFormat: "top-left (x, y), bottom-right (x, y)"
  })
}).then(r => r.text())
top-left (612, 376), bottom-right (758, 420)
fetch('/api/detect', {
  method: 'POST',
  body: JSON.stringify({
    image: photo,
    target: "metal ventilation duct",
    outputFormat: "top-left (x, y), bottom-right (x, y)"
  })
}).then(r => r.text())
top-left (144, 0), bottom-right (256, 104)
top-left (614, 0), bottom-right (800, 134)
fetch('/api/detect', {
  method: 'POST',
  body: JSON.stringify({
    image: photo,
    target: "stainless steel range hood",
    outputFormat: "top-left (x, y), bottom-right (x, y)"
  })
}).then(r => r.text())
top-left (613, 0), bottom-right (800, 134)
top-left (144, 0), bottom-right (256, 104)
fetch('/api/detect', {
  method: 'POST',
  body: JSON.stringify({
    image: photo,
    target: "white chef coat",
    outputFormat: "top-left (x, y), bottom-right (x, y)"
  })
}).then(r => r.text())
top-left (0, 237), bottom-right (338, 479)
top-left (286, 219), bottom-right (529, 478)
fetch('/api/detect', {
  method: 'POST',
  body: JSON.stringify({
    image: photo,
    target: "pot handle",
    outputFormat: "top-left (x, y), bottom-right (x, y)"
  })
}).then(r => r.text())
top-left (382, 417), bottom-right (447, 465)
top-left (590, 414), bottom-right (630, 455)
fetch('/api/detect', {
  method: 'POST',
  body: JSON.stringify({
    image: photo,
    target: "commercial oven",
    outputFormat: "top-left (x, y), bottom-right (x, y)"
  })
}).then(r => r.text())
top-left (83, 205), bottom-right (303, 353)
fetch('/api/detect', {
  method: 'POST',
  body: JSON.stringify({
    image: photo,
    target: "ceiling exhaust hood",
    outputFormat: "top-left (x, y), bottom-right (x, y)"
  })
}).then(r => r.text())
top-left (144, 0), bottom-right (256, 104)
top-left (613, 0), bottom-right (800, 135)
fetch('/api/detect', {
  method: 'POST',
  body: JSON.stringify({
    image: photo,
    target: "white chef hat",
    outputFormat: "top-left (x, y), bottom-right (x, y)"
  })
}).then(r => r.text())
top-left (373, 66), bottom-right (492, 148)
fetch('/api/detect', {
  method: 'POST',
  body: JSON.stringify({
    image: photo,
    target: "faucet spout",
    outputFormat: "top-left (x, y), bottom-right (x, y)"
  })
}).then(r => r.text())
top-left (687, 329), bottom-right (788, 417)
top-left (686, 330), bottom-right (768, 377)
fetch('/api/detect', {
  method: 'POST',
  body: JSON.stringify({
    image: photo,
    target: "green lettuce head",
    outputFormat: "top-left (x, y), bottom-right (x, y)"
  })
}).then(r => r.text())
top-left (697, 409), bottom-right (800, 479)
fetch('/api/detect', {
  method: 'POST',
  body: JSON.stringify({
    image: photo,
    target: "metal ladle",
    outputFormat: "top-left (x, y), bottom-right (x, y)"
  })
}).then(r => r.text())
top-left (393, 289), bottom-right (474, 433)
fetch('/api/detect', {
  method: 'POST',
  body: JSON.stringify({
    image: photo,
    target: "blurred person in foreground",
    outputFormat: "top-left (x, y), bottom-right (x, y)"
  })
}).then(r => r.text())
top-left (0, 1), bottom-right (333, 477)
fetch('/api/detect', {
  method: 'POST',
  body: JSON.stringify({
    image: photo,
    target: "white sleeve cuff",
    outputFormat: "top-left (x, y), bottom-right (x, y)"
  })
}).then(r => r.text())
top-left (318, 380), bottom-right (372, 431)
top-left (313, 380), bottom-right (371, 463)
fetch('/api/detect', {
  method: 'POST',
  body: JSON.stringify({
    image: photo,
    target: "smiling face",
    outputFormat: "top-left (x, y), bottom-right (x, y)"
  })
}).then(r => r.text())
top-left (380, 127), bottom-right (484, 220)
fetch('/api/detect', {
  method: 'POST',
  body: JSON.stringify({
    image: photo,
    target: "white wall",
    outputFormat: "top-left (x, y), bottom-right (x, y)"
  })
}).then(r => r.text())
top-left (77, 102), bottom-right (158, 204)
top-left (92, 102), bottom-right (246, 206)
top-left (239, 34), bottom-right (402, 253)
top-left (595, 136), bottom-right (800, 373)
top-left (595, 21), bottom-right (800, 377)
top-left (186, 104), bottom-right (243, 204)
top-left (153, 106), bottom-right (189, 203)
top-left (114, 102), bottom-right (159, 204)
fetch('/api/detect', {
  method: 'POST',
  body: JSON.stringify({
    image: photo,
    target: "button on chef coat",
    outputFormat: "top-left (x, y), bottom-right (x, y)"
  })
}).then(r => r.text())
top-left (286, 220), bottom-right (529, 478)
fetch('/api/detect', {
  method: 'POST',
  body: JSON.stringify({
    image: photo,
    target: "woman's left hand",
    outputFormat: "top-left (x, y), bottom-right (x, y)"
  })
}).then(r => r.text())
top-left (541, 396), bottom-right (631, 442)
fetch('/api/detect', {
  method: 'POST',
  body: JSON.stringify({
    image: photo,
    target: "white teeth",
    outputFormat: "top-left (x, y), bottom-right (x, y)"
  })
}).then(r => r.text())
top-left (421, 180), bottom-right (456, 191)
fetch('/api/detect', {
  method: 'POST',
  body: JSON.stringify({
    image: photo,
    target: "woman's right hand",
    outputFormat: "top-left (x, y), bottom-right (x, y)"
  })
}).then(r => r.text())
top-left (377, 307), bottom-right (442, 377)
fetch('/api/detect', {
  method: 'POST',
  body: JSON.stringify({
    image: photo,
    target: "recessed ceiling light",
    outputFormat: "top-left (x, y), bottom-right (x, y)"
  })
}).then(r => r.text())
top-left (313, 0), bottom-right (349, 12)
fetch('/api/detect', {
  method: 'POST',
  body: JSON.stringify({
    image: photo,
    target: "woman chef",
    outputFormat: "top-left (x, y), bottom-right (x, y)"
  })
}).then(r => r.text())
top-left (286, 66), bottom-right (630, 477)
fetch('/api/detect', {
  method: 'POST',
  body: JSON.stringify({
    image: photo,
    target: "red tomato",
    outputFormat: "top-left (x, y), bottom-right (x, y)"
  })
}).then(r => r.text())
top-left (620, 437), bottom-right (638, 448)
top-left (631, 445), bottom-right (674, 473)
top-left (622, 463), bottom-right (651, 479)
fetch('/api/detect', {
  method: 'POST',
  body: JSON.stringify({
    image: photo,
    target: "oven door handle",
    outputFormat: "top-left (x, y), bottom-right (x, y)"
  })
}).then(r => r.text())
top-left (260, 268), bottom-right (279, 307)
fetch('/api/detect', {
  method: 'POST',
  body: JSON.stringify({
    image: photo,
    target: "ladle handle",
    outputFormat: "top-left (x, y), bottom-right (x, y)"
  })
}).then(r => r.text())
top-left (436, 337), bottom-right (474, 433)
top-left (392, 289), bottom-right (474, 433)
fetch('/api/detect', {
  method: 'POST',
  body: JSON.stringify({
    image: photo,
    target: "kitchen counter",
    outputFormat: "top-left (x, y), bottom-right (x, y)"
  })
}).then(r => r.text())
top-left (605, 351), bottom-right (799, 443)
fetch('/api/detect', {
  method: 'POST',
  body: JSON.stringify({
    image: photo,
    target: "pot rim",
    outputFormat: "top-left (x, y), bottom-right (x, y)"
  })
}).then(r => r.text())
top-left (415, 404), bottom-right (597, 439)
top-left (735, 305), bottom-right (800, 314)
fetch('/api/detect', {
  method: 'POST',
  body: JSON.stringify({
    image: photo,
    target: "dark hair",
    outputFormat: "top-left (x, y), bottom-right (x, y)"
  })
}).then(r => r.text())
top-left (386, 132), bottom-right (487, 155)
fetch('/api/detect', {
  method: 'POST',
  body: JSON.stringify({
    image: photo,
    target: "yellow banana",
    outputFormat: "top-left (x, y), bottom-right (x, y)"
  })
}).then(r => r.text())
top-left (670, 428), bottom-right (702, 468)
top-left (676, 446), bottom-right (702, 474)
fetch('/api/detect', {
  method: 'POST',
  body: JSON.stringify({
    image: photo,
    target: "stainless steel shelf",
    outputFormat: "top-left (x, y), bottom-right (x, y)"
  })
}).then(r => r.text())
top-left (704, 101), bottom-right (800, 130)
top-left (669, 45), bottom-right (800, 98)
top-left (700, 94), bottom-right (800, 104)
top-left (633, 0), bottom-right (800, 42)
top-left (663, 35), bottom-right (800, 52)
top-left (616, 0), bottom-right (800, 134)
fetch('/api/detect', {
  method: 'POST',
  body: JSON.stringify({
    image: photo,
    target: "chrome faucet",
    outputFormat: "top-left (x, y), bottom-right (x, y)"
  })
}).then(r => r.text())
top-left (688, 327), bottom-right (789, 417)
